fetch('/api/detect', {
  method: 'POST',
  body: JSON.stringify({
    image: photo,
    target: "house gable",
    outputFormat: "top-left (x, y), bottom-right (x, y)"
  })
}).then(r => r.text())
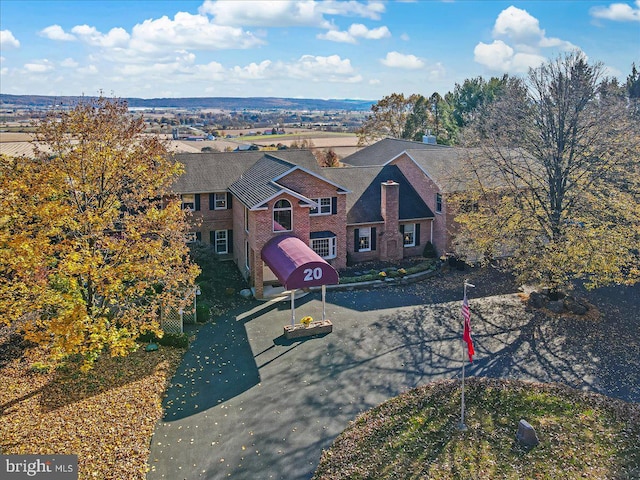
top-left (322, 164), bottom-right (433, 225)
top-left (341, 137), bottom-right (447, 167)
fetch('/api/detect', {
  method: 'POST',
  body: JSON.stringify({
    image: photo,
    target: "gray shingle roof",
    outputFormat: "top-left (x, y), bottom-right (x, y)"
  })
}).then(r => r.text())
top-left (170, 149), bottom-right (322, 195)
top-left (228, 155), bottom-right (294, 209)
top-left (342, 138), bottom-right (447, 167)
top-left (343, 138), bottom-right (484, 193)
top-left (403, 148), bottom-right (469, 192)
top-left (323, 164), bottom-right (433, 224)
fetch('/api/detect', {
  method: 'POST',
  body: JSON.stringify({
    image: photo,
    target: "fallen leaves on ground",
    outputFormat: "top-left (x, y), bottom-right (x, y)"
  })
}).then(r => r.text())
top-left (0, 328), bottom-right (184, 480)
top-left (313, 378), bottom-right (640, 480)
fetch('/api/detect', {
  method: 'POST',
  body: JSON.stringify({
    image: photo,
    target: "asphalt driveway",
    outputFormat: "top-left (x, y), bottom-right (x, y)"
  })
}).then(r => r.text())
top-left (147, 267), bottom-right (640, 479)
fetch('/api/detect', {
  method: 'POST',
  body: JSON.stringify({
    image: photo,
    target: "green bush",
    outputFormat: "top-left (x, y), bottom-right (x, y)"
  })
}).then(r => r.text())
top-left (423, 241), bottom-right (437, 258)
top-left (196, 302), bottom-right (210, 323)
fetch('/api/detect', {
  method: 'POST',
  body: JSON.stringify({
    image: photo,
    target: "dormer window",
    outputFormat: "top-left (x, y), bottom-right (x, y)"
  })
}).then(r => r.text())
top-left (273, 199), bottom-right (292, 232)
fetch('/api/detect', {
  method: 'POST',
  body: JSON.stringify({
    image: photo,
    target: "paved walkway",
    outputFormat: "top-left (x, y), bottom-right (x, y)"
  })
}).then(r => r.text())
top-left (147, 268), bottom-right (639, 479)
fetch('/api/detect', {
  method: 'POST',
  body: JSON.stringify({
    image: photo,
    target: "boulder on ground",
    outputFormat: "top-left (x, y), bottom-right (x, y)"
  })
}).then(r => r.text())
top-left (516, 419), bottom-right (540, 447)
top-left (528, 291), bottom-right (547, 309)
top-left (564, 296), bottom-right (589, 315)
top-left (547, 299), bottom-right (565, 313)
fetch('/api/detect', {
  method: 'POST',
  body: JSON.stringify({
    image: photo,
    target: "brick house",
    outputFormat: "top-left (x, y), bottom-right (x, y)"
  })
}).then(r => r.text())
top-left (171, 138), bottom-right (465, 298)
top-left (341, 138), bottom-right (473, 254)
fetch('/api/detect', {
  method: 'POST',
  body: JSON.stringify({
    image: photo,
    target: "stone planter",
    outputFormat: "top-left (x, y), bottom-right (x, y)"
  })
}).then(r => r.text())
top-left (284, 319), bottom-right (333, 339)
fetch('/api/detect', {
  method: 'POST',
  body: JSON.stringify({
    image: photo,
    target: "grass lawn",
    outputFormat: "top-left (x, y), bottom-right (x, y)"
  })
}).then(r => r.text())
top-left (0, 245), bottom-right (250, 479)
top-left (313, 378), bottom-right (640, 479)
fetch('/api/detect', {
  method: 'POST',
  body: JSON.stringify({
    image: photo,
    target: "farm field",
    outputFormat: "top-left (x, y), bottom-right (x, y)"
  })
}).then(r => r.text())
top-left (162, 129), bottom-right (361, 158)
top-left (1, 130), bottom-right (362, 159)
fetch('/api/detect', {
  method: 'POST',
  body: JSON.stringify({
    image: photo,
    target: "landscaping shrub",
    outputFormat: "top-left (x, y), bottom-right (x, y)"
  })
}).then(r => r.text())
top-left (196, 302), bottom-right (210, 323)
top-left (423, 241), bottom-right (437, 258)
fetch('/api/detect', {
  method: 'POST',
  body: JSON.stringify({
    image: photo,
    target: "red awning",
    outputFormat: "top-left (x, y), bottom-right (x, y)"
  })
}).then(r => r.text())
top-left (261, 234), bottom-right (339, 290)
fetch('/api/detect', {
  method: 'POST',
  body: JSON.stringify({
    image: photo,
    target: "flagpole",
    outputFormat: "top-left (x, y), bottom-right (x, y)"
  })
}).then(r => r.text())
top-left (458, 279), bottom-right (475, 431)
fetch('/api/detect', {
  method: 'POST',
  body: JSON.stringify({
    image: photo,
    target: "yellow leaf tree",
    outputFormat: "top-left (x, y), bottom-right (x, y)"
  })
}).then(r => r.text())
top-left (452, 53), bottom-right (640, 292)
top-left (0, 97), bottom-right (200, 369)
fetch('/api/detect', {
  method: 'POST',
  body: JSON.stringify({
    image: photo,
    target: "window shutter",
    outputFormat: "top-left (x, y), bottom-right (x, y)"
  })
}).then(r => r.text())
top-left (228, 230), bottom-right (233, 253)
top-left (227, 193), bottom-right (233, 209)
top-left (209, 230), bottom-right (215, 244)
top-left (196, 231), bottom-right (202, 241)
top-left (209, 194), bottom-right (215, 210)
top-left (371, 227), bottom-right (377, 251)
top-left (415, 223), bottom-right (421, 246)
top-left (354, 228), bottom-right (360, 252)
top-left (195, 194), bottom-right (201, 211)
top-left (331, 196), bottom-right (337, 215)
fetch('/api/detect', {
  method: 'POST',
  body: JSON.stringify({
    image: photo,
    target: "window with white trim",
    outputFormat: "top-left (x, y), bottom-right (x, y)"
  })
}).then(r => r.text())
top-left (403, 224), bottom-right (416, 247)
top-left (214, 230), bottom-right (228, 254)
top-left (214, 193), bottom-right (227, 210)
top-left (435, 193), bottom-right (443, 213)
top-left (244, 206), bottom-right (249, 232)
top-left (273, 199), bottom-right (292, 232)
top-left (358, 227), bottom-right (371, 252)
top-left (182, 194), bottom-right (195, 211)
top-left (310, 197), bottom-right (332, 215)
top-left (185, 232), bottom-right (198, 243)
top-left (311, 237), bottom-right (336, 259)
top-left (245, 241), bottom-right (250, 271)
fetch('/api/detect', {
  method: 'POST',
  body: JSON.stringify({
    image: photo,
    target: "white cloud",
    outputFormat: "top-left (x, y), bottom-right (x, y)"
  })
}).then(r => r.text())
top-left (474, 40), bottom-right (513, 71)
top-left (380, 51), bottom-right (425, 69)
top-left (0, 30), bottom-right (20, 49)
top-left (400, 33), bottom-right (410, 41)
top-left (349, 23), bottom-right (390, 39)
top-left (129, 12), bottom-right (263, 53)
top-left (319, 29), bottom-right (357, 43)
top-left (284, 54), bottom-right (362, 83)
top-left (40, 25), bottom-right (76, 41)
top-left (475, 6), bottom-right (579, 72)
top-left (194, 61), bottom-right (226, 80)
top-left (24, 60), bottom-right (54, 73)
top-left (319, 1), bottom-right (385, 20)
top-left (493, 6), bottom-right (544, 45)
top-left (60, 58), bottom-right (79, 68)
top-left (200, 0), bottom-right (330, 28)
top-left (77, 64), bottom-right (99, 75)
top-left (427, 62), bottom-right (446, 81)
top-left (70, 25), bottom-right (130, 48)
top-left (232, 60), bottom-right (273, 79)
top-left (200, 0), bottom-right (385, 27)
top-left (318, 23), bottom-right (390, 43)
top-left (474, 40), bottom-right (545, 72)
top-left (590, 0), bottom-right (640, 22)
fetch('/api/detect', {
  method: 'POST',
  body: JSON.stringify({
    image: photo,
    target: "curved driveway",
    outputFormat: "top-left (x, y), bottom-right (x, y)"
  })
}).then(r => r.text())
top-left (147, 268), bottom-right (639, 479)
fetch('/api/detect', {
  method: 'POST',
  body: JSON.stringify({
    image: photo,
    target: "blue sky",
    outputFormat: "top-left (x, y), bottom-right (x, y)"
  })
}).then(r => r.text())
top-left (1, 1), bottom-right (638, 100)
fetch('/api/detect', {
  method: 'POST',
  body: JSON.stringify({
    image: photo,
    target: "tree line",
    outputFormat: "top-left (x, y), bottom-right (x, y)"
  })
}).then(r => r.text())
top-left (358, 60), bottom-right (640, 147)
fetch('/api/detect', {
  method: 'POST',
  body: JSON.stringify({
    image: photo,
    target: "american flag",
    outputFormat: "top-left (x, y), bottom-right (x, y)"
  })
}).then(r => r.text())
top-left (462, 293), bottom-right (474, 362)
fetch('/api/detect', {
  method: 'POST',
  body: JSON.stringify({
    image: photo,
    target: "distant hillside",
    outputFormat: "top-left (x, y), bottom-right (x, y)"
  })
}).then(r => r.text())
top-left (0, 94), bottom-right (375, 112)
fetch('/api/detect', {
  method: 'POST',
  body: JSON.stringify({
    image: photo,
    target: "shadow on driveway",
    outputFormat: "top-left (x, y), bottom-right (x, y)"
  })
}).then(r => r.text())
top-left (148, 267), bottom-right (639, 480)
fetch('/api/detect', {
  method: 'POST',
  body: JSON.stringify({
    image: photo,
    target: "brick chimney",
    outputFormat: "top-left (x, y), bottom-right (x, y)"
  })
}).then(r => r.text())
top-left (380, 180), bottom-right (403, 261)
top-left (381, 180), bottom-right (399, 229)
